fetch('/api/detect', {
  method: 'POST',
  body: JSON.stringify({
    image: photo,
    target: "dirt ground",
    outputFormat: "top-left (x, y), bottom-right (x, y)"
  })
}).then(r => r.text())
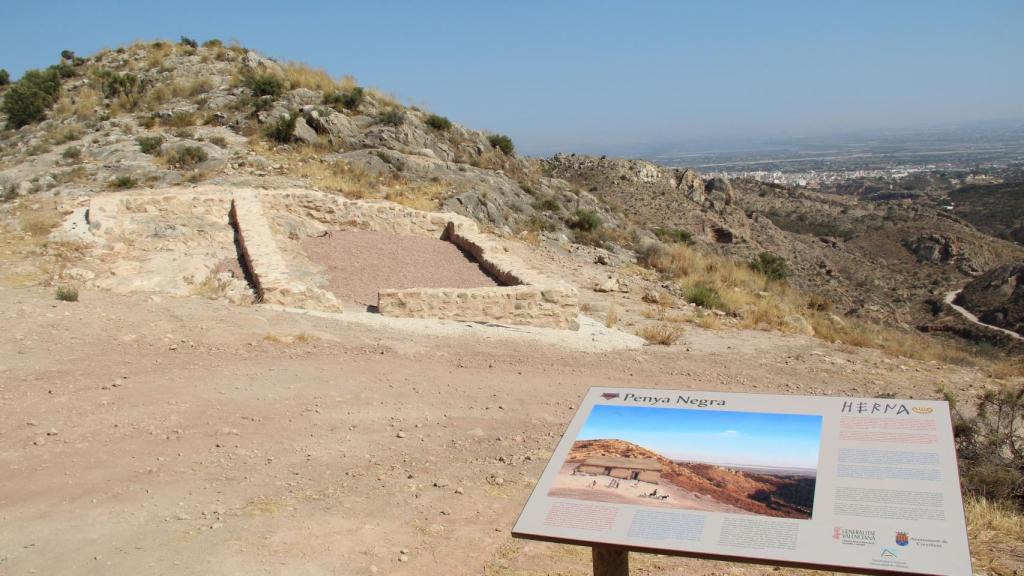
top-left (0, 286), bottom-right (1017, 576)
top-left (299, 231), bottom-right (499, 307)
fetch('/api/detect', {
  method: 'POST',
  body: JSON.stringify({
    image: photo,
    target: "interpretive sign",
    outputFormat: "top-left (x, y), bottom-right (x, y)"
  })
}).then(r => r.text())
top-left (513, 387), bottom-right (971, 576)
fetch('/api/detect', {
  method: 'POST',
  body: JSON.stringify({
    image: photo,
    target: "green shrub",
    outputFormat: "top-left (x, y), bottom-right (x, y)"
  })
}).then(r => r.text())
top-left (685, 283), bottom-right (724, 310)
top-left (60, 50), bottom-right (75, 61)
top-left (242, 73), bottom-right (284, 98)
top-left (167, 145), bottom-right (208, 168)
top-left (112, 175), bottom-right (137, 189)
top-left (61, 146), bottom-right (81, 161)
top-left (488, 134), bottom-right (514, 155)
top-left (654, 227), bottom-right (692, 244)
top-left (944, 385), bottom-right (1024, 508)
top-left (568, 209), bottom-right (601, 232)
top-left (264, 112), bottom-right (298, 143)
top-left (376, 107), bottom-right (406, 126)
top-left (324, 87), bottom-right (364, 111)
top-left (0, 69), bottom-right (9, 86)
top-left (202, 39), bottom-right (223, 48)
top-left (55, 285), bottom-right (79, 302)
top-left (180, 36), bottom-right (198, 49)
top-left (425, 114), bottom-right (452, 131)
top-left (1, 67), bottom-right (64, 128)
top-left (164, 110), bottom-right (195, 128)
top-left (51, 63), bottom-right (74, 79)
top-left (750, 252), bottom-right (789, 281)
top-left (208, 135), bottom-right (228, 148)
top-left (531, 196), bottom-right (562, 213)
top-left (136, 135), bottom-right (164, 154)
top-left (99, 71), bottom-right (150, 110)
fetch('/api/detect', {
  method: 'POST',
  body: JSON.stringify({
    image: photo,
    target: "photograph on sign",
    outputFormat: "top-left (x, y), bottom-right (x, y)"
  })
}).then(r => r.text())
top-left (547, 404), bottom-right (821, 519)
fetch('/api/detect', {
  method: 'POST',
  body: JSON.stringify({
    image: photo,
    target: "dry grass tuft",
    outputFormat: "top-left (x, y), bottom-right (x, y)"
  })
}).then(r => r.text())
top-left (146, 42), bottom-right (174, 69)
top-left (171, 76), bottom-right (216, 99)
top-left (605, 302), bottom-right (618, 328)
top-left (280, 62), bottom-right (354, 93)
top-left (637, 323), bottom-right (684, 345)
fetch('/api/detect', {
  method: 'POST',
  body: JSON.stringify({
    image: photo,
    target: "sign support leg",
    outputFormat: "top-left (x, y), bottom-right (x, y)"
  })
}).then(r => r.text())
top-left (592, 546), bottom-right (629, 576)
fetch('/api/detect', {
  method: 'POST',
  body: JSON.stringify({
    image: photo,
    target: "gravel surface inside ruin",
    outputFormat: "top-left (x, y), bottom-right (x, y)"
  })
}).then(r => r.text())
top-left (300, 230), bottom-right (500, 306)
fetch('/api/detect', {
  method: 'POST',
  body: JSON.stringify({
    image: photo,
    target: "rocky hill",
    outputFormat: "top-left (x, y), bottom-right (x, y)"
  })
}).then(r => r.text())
top-left (0, 40), bottom-right (619, 242)
top-left (957, 263), bottom-right (1024, 335)
top-left (567, 439), bottom-right (814, 519)
top-left (544, 154), bottom-right (1024, 329)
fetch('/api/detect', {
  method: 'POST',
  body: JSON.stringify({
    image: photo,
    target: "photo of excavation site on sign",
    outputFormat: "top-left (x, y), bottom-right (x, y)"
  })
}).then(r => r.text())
top-left (549, 404), bottom-right (822, 519)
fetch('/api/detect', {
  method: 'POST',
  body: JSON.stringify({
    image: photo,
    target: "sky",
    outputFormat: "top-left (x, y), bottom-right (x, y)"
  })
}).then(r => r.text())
top-left (577, 404), bottom-right (822, 469)
top-left (2, 1), bottom-right (1022, 155)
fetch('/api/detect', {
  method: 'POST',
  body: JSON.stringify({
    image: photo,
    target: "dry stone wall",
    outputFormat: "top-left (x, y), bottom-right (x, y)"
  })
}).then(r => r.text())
top-left (229, 191), bottom-right (341, 311)
top-left (255, 189), bottom-right (580, 330)
top-left (85, 186), bottom-right (578, 329)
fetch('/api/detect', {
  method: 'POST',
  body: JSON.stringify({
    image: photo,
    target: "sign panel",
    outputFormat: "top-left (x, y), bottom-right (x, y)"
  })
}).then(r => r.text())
top-left (513, 388), bottom-right (971, 576)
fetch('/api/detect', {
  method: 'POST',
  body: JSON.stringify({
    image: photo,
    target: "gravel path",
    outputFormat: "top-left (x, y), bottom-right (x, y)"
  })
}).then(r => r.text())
top-left (300, 230), bottom-right (499, 306)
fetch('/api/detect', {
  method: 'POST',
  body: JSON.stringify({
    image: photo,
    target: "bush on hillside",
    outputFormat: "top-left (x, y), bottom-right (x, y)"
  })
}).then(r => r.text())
top-left (488, 133), bottom-right (514, 155)
top-left (750, 252), bottom-right (789, 281)
top-left (166, 145), bottom-right (208, 168)
top-left (654, 227), bottom-right (693, 244)
top-left (111, 175), bottom-right (137, 189)
top-left (376, 107), bottom-right (405, 126)
top-left (136, 135), bottom-right (164, 155)
top-left (568, 208), bottom-right (601, 232)
top-left (55, 285), bottom-right (79, 302)
top-left (685, 283), bottom-right (724, 310)
top-left (60, 50), bottom-right (75, 61)
top-left (0, 69), bottom-right (9, 86)
top-left (1, 67), bottom-right (64, 128)
top-left (179, 36), bottom-right (198, 49)
top-left (323, 87), bottom-right (364, 111)
top-left (425, 114), bottom-right (452, 131)
top-left (242, 73), bottom-right (285, 98)
top-left (944, 384), bottom-right (1024, 508)
top-left (202, 39), bottom-right (223, 48)
top-left (531, 196), bottom-right (562, 213)
top-left (99, 71), bottom-right (150, 110)
top-left (61, 146), bottom-right (81, 161)
top-left (263, 112), bottom-right (298, 143)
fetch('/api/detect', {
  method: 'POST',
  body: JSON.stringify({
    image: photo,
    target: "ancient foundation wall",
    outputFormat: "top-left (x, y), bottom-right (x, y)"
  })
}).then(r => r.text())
top-left (229, 191), bottom-right (341, 311)
top-left (257, 189), bottom-right (579, 330)
top-left (377, 221), bottom-right (579, 329)
top-left (88, 186), bottom-right (578, 329)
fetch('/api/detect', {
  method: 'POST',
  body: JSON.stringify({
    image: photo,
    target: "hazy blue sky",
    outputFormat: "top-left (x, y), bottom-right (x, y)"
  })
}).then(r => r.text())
top-left (577, 405), bottom-right (822, 469)
top-left (2, 1), bottom-right (1021, 155)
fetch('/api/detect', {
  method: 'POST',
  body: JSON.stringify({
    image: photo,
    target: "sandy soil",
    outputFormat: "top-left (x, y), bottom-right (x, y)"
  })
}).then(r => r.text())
top-left (548, 464), bottom-right (744, 513)
top-left (0, 286), bottom-right (1016, 576)
top-left (300, 231), bottom-right (499, 307)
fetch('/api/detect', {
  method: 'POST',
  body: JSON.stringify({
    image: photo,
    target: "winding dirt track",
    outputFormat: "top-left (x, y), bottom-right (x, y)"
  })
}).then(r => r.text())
top-left (943, 290), bottom-right (1024, 342)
